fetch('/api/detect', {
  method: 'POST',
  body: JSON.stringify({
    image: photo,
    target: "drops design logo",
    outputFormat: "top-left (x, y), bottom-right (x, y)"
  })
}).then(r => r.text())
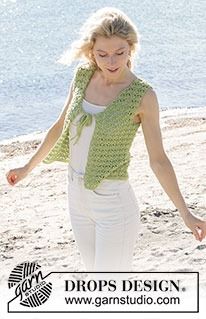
top-left (8, 261), bottom-right (52, 307)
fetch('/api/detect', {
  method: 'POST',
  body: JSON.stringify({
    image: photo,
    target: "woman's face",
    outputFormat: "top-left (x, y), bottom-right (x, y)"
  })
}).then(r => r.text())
top-left (92, 35), bottom-right (131, 79)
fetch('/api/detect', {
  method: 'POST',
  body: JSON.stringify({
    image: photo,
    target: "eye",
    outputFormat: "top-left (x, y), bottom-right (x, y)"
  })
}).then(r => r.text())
top-left (98, 52), bottom-right (124, 58)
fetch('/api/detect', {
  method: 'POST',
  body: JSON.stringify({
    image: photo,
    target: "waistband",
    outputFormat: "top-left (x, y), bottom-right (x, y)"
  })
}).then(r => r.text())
top-left (68, 164), bottom-right (129, 190)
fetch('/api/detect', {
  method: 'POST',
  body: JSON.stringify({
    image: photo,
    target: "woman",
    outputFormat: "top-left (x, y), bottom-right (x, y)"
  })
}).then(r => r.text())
top-left (6, 7), bottom-right (206, 272)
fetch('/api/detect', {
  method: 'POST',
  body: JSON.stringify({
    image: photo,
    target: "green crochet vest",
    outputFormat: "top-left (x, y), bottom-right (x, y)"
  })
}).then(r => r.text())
top-left (43, 63), bottom-right (152, 189)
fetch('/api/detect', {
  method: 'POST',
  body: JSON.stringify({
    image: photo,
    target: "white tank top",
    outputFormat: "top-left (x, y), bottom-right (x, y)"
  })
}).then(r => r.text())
top-left (69, 98), bottom-right (107, 174)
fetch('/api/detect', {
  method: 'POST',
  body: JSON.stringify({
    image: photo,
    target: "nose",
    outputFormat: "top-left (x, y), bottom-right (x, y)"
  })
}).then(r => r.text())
top-left (108, 55), bottom-right (116, 66)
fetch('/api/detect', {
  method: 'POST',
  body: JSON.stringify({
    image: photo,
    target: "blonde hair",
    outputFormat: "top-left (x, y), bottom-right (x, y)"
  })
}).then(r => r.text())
top-left (57, 7), bottom-right (140, 70)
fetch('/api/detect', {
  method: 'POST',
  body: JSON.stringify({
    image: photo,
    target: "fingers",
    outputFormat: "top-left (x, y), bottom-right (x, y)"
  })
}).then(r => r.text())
top-left (6, 171), bottom-right (18, 186)
top-left (10, 174), bottom-right (18, 185)
top-left (193, 227), bottom-right (201, 241)
top-left (199, 227), bottom-right (206, 241)
top-left (194, 226), bottom-right (205, 242)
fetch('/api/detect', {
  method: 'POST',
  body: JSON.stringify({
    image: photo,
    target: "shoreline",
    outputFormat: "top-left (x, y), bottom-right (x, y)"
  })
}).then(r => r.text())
top-left (0, 106), bottom-right (205, 147)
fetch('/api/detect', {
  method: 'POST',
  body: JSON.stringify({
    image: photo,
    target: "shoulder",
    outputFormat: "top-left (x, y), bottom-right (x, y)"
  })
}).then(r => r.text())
top-left (139, 87), bottom-right (159, 117)
top-left (74, 61), bottom-right (95, 75)
top-left (73, 62), bottom-right (95, 86)
top-left (141, 86), bottom-right (157, 103)
top-left (132, 75), bottom-right (153, 99)
top-left (136, 76), bottom-right (153, 91)
top-left (132, 74), bottom-right (154, 101)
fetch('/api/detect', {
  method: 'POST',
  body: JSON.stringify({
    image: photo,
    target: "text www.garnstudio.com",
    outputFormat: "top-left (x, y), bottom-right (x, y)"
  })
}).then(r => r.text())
top-left (65, 295), bottom-right (180, 307)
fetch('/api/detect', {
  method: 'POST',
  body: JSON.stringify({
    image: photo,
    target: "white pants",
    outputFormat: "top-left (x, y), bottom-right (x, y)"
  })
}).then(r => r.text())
top-left (68, 165), bottom-right (141, 272)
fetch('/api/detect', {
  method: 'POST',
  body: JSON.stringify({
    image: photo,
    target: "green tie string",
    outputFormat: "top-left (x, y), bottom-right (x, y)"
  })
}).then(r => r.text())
top-left (70, 113), bottom-right (93, 145)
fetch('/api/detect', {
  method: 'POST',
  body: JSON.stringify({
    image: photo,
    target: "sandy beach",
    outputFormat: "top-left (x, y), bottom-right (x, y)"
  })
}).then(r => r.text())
top-left (0, 106), bottom-right (206, 316)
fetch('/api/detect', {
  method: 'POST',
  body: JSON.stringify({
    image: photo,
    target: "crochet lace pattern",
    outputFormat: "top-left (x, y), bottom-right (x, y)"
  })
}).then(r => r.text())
top-left (43, 62), bottom-right (153, 189)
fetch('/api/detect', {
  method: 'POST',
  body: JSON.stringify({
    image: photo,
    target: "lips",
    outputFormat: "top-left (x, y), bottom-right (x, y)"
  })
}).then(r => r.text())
top-left (107, 68), bottom-right (119, 72)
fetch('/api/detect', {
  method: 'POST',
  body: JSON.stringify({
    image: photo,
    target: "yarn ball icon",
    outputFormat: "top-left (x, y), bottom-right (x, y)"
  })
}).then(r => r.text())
top-left (8, 261), bottom-right (52, 307)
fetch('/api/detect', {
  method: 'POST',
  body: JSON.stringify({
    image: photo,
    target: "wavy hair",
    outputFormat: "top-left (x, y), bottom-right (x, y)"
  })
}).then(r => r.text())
top-left (57, 7), bottom-right (140, 70)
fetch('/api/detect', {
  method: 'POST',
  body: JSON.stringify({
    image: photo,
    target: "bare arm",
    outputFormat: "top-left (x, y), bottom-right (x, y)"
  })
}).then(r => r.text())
top-left (25, 80), bottom-right (74, 172)
top-left (6, 80), bottom-right (74, 185)
top-left (137, 89), bottom-right (206, 241)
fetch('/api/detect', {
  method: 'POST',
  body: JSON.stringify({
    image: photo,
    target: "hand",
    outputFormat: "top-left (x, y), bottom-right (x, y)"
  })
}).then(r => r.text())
top-left (182, 210), bottom-right (206, 242)
top-left (5, 165), bottom-right (30, 186)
